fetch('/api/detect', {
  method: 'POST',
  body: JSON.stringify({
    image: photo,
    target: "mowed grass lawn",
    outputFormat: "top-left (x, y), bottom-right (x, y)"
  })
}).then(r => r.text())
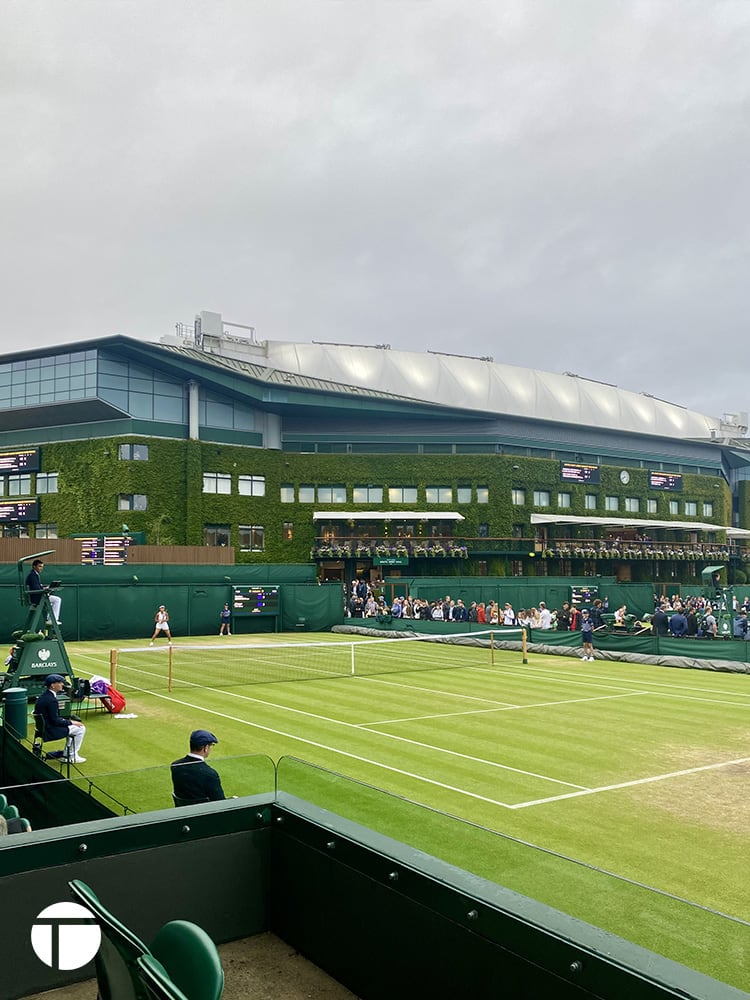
top-left (60, 632), bottom-right (750, 989)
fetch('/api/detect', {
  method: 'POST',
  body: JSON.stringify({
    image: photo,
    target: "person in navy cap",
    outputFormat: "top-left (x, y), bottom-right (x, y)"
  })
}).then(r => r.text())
top-left (36, 674), bottom-right (86, 763)
top-left (170, 729), bottom-right (226, 803)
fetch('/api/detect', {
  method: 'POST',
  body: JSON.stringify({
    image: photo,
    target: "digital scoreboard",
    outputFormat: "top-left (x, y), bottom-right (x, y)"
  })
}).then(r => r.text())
top-left (232, 586), bottom-right (280, 616)
top-left (649, 472), bottom-right (683, 492)
top-left (570, 585), bottom-right (599, 607)
top-left (0, 499), bottom-right (39, 523)
top-left (561, 462), bottom-right (600, 484)
top-left (80, 535), bottom-right (130, 565)
top-left (0, 447), bottom-right (40, 473)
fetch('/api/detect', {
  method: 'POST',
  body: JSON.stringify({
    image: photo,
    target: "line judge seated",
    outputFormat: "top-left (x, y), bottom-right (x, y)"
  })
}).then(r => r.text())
top-left (36, 674), bottom-right (86, 763)
top-left (171, 730), bottom-right (228, 803)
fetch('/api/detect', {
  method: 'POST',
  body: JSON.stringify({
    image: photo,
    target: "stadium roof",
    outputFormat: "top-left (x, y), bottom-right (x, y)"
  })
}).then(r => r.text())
top-left (163, 331), bottom-right (726, 440)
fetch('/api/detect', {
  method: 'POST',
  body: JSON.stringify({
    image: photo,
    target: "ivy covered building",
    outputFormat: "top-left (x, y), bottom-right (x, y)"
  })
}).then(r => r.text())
top-left (2, 310), bottom-right (750, 585)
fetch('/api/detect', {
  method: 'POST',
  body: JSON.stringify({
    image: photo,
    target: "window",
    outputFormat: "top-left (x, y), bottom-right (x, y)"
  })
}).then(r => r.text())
top-left (511, 560), bottom-right (524, 577)
top-left (280, 484), bottom-right (294, 503)
top-left (317, 485), bottom-right (347, 503)
top-left (478, 523), bottom-right (489, 537)
top-left (118, 494), bottom-right (147, 511)
top-left (684, 501), bottom-right (697, 516)
top-left (669, 500), bottom-right (679, 515)
top-left (35, 523), bottom-right (58, 538)
top-left (624, 497), bottom-right (640, 513)
top-left (703, 502), bottom-right (713, 518)
top-left (647, 499), bottom-right (658, 514)
top-left (283, 522), bottom-right (293, 541)
top-left (457, 486), bottom-right (472, 504)
top-left (512, 488), bottom-right (526, 505)
top-left (477, 560), bottom-right (488, 576)
top-left (388, 486), bottom-right (417, 503)
top-left (476, 486), bottom-right (489, 504)
top-left (238, 475), bottom-right (266, 497)
top-left (202, 473), bottom-right (231, 495)
top-left (533, 491), bottom-right (550, 507)
top-left (36, 473), bottom-right (59, 494)
top-left (426, 486), bottom-right (453, 503)
top-left (119, 444), bottom-right (149, 461)
top-left (8, 474), bottom-right (31, 496)
top-left (604, 496), bottom-right (619, 511)
top-left (204, 524), bottom-right (230, 546)
top-left (298, 484), bottom-right (315, 503)
top-left (239, 525), bottom-right (265, 551)
top-left (557, 492), bottom-right (571, 509)
top-left (353, 485), bottom-right (383, 503)
top-left (584, 494), bottom-right (597, 510)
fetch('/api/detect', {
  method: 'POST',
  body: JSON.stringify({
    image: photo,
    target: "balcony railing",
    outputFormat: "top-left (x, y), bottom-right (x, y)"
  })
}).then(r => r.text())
top-left (311, 536), bottom-right (736, 561)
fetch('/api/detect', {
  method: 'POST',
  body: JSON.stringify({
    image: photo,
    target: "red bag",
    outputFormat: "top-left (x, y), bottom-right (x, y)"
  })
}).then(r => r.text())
top-left (101, 683), bottom-right (127, 714)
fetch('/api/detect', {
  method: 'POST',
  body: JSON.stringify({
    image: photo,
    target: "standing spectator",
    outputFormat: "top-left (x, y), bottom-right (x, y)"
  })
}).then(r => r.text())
top-left (477, 603), bottom-right (487, 624)
top-left (589, 599), bottom-right (604, 628)
top-left (569, 605), bottom-right (581, 631)
top-left (36, 674), bottom-right (86, 763)
top-left (218, 603), bottom-right (232, 636)
top-left (150, 605), bottom-right (173, 645)
top-left (453, 599), bottom-right (468, 623)
top-left (580, 610), bottom-right (595, 661)
top-left (669, 610), bottom-right (688, 637)
top-left (502, 603), bottom-right (516, 626)
top-left (538, 602), bottom-right (553, 629)
top-left (556, 603), bottom-right (571, 631)
top-left (652, 606), bottom-right (669, 636)
top-left (702, 608), bottom-right (717, 639)
top-left (733, 610), bottom-right (748, 638)
top-left (685, 607), bottom-right (699, 637)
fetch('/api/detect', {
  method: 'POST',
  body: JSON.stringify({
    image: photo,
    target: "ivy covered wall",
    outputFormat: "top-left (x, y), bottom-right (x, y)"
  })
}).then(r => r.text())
top-left (31, 438), bottom-right (733, 570)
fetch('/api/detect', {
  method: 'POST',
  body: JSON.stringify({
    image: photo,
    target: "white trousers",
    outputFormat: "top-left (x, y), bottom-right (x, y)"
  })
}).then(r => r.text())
top-left (65, 722), bottom-right (85, 758)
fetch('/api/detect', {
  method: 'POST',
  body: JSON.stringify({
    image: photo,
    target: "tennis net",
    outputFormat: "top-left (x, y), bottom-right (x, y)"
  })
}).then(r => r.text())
top-left (110, 629), bottom-right (514, 693)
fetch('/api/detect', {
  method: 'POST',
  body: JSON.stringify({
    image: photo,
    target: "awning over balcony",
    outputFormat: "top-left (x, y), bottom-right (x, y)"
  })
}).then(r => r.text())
top-left (312, 511), bottom-right (465, 522)
top-left (530, 513), bottom-right (750, 538)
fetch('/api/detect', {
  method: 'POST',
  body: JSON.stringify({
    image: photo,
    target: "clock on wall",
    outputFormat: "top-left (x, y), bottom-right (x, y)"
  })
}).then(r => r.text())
top-left (619, 470), bottom-right (630, 484)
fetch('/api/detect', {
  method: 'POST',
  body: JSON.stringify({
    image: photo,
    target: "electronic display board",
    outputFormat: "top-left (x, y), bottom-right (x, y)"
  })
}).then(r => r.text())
top-left (0, 447), bottom-right (40, 473)
top-left (232, 585), bottom-right (280, 616)
top-left (649, 472), bottom-right (683, 492)
top-left (570, 585), bottom-right (599, 608)
top-left (80, 535), bottom-right (130, 565)
top-left (561, 462), bottom-right (600, 484)
top-left (0, 499), bottom-right (39, 523)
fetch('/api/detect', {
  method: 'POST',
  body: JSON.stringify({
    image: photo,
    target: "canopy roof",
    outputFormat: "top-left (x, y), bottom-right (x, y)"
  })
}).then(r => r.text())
top-left (530, 513), bottom-right (750, 538)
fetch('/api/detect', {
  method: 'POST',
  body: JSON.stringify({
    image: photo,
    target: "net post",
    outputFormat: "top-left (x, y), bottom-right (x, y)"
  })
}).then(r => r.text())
top-left (109, 648), bottom-right (117, 687)
top-left (351, 642), bottom-right (355, 676)
top-left (490, 631), bottom-right (494, 666)
top-left (522, 627), bottom-right (528, 665)
top-left (168, 643), bottom-right (174, 692)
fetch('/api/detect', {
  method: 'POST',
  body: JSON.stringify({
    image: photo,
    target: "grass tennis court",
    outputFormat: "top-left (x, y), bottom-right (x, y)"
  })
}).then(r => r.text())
top-left (62, 631), bottom-right (750, 989)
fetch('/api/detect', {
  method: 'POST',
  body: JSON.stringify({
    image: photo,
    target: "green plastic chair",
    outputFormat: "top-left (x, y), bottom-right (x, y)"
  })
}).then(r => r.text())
top-left (149, 921), bottom-right (224, 1000)
top-left (136, 955), bottom-right (190, 1000)
top-left (0, 794), bottom-right (7, 812)
top-left (69, 879), bottom-right (149, 1000)
top-left (1, 804), bottom-right (19, 821)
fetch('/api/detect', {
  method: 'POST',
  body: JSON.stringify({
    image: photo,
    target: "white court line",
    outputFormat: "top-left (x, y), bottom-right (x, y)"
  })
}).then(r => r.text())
top-left (114, 672), bottom-right (590, 792)
top-left (363, 690), bottom-right (648, 726)
top-left (115, 683), bottom-right (521, 809)
top-left (484, 660), bottom-right (750, 703)
top-left (510, 755), bottom-right (750, 809)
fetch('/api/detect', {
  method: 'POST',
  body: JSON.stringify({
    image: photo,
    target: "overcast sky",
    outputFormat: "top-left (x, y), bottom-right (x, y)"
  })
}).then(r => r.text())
top-left (3, 1), bottom-right (749, 422)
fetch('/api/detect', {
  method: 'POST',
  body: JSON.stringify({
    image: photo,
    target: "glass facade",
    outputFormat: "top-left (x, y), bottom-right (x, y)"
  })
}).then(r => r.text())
top-left (1, 349), bottom-right (259, 434)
